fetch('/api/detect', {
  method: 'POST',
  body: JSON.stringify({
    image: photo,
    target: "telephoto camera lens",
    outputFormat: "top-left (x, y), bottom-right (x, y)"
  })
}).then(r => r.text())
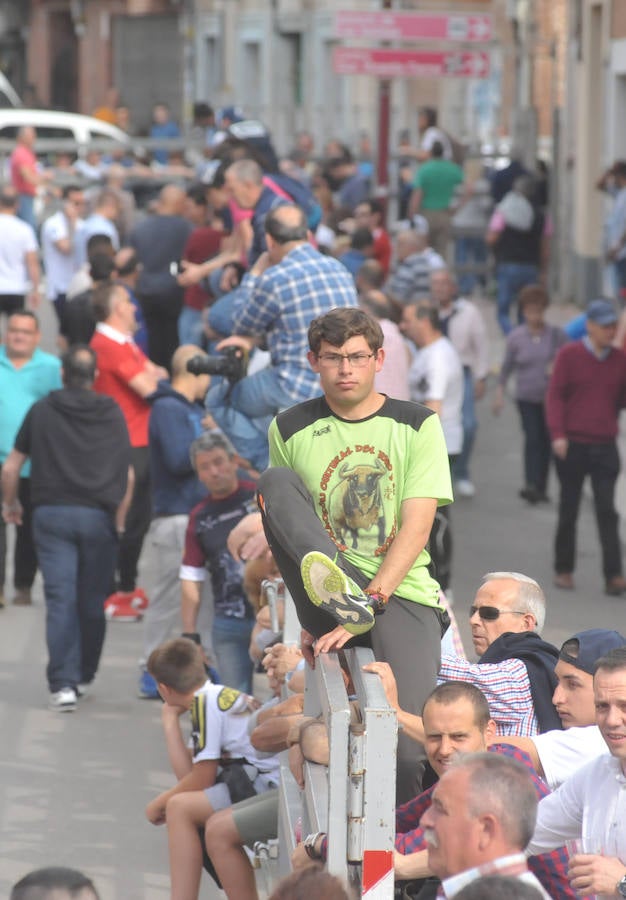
top-left (186, 347), bottom-right (247, 382)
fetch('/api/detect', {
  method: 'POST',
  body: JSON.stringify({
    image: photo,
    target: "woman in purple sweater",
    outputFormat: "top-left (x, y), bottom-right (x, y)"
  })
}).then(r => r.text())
top-left (492, 284), bottom-right (568, 503)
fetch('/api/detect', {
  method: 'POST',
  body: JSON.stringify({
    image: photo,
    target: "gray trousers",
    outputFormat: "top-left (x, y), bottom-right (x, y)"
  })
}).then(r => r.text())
top-left (257, 467), bottom-right (443, 803)
top-left (139, 515), bottom-right (213, 668)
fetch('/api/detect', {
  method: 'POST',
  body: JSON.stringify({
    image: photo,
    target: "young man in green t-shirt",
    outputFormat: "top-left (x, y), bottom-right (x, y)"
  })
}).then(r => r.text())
top-left (409, 141), bottom-right (464, 257)
top-left (255, 306), bottom-right (453, 800)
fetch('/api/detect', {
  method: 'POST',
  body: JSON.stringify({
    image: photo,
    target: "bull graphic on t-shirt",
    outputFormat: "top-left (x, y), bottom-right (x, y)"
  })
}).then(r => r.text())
top-left (329, 458), bottom-right (386, 550)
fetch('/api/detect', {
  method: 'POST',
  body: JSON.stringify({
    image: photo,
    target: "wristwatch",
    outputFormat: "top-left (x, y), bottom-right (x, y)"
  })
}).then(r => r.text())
top-left (617, 874), bottom-right (626, 898)
top-left (303, 832), bottom-right (323, 860)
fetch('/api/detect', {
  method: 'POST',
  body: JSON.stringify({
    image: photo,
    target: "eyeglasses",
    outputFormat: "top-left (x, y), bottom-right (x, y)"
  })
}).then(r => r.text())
top-left (316, 352), bottom-right (376, 368)
top-left (469, 605), bottom-right (527, 621)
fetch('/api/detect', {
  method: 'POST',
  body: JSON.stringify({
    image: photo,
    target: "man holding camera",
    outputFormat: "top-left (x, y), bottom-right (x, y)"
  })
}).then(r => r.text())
top-left (200, 204), bottom-right (357, 470)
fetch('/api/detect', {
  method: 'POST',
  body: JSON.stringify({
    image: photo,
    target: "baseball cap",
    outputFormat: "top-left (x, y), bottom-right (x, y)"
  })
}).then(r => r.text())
top-left (218, 105), bottom-right (243, 125)
top-left (559, 629), bottom-right (626, 675)
top-left (586, 298), bottom-right (618, 326)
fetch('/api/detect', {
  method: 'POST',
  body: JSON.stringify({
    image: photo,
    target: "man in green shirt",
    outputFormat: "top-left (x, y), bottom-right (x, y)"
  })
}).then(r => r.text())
top-left (254, 306), bottom-right (453, 800)
top-left (409, 142), bottom-right (464, 258)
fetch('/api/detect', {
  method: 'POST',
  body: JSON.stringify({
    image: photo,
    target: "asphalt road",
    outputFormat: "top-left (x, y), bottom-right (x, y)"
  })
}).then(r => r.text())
top-left (0, 296), bottom-right (624, 898)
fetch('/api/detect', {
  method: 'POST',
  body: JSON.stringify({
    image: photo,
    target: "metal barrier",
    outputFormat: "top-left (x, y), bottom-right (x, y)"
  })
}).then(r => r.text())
top-left (258, 645), bottom-right (397, 898)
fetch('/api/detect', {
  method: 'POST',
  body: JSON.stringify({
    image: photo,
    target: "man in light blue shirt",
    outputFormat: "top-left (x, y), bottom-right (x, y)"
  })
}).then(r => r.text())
top-left (0, 311), bottom-right (61, 606)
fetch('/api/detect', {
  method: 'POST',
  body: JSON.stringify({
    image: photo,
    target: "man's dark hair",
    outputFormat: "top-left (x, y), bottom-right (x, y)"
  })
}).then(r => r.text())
top-left (431, 140), bottom-right (444, 159)
top-left (357, 259), bottom-right (385, 290)
top-left (265, 204), bottom-right (308, 244)
top-left (455, 875), bottom-right (544, 900)
top-left (86, 233), bottom-right (114, 256)
top-left (115, 250), bottom-right (139, 277)
top-left (0, 187), bottom-right (18, 208)
top-left (351, 227), bottom-right (374, 251)
top-left (11, 865), bottom-right (99, 900)
top-left (412, 299), bottom-right (441, 332)
top-left (422, 681), bottom-right (491, 729)
top-left (61, 345), bottom-right (97, 389)
top-left (613, 161), bottom-right (626, 181)
top-left (193, 102), bottom-right (214, 120)
top-left (327, 152), bottom-right (354, 169)
top-left (62, 184), bottom-right (83, 200)
top-left (368, 197), bottom-right (384, 219)
top-left (91, 281), bottom-right (121, 322)
top-left (186, 183), bottom-right (208, 207)
top-left (308, 307), bottom-right (383, 355)
top-left (8, 309), bottom-right (39, 329)
top-left (420, 106), bottom-right (438, 128)
top-left (595, 646), bottom-right (626, 675)
top-left (88, 252), bottom-right (116, 283)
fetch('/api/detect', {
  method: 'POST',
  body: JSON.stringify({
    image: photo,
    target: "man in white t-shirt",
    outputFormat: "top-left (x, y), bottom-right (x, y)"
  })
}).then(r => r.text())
top-left (0, 186), bottom-right (40, 316)
top-left (401, 299), bottom-right (463, 457)
top-left (505, 628), bottom-right (625, 789)
top-left (41, 184), bottom-right (85, 323)
top-left (401, 299), bottom-right (462, 590)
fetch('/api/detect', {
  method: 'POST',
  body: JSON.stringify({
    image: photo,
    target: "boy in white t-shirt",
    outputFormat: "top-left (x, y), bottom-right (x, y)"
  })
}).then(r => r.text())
top-left (144, 638), bottom-right (279, 899)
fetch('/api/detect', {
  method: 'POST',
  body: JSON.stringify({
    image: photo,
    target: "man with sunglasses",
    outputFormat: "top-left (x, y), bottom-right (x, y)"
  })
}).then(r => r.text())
top-left (366, 572), bottom-right (560, 739)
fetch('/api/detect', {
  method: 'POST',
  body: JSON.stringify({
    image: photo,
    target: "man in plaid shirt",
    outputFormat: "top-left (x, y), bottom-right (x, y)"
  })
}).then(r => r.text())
top-left (205, 204), bottom-right (357, 470)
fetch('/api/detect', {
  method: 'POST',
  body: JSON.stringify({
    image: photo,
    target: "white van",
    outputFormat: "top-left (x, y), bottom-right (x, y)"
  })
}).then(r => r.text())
top-left (0, 108), bottom-right (131, 158)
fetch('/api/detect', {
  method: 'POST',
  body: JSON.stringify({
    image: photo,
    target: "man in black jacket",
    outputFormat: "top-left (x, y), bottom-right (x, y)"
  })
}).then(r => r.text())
top-left (1, 345), bottom-right (132, 711)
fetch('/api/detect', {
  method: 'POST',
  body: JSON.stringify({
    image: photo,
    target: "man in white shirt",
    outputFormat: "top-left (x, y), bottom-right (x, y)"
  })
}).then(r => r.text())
top-left (432, 268), bottom-right (489, 498)
top-left (41, 184), bottom-right (85, 323)
top-left (0, 187), bottom-right (40, 317)
top-left (421, 752), bottom-right (550, 899)
top-left (527, 647), bottom-right (626, 898)
top-left (505, 628), bottom-right (624, 789)
top-left (400, 299), bottom-right (462, 591)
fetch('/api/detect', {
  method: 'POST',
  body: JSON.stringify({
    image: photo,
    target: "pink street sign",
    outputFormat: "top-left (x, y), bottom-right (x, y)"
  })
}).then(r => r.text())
top-left (334, 10), bottom-right (493, 43)
top-left (333, 47), bottom-right (491, 79)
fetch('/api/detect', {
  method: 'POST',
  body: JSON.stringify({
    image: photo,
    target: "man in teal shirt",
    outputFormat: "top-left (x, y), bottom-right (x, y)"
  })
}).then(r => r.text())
top-left (0, 311), bottom-right (61, 606)
top-left (409, 141), bottom-right (464, 258)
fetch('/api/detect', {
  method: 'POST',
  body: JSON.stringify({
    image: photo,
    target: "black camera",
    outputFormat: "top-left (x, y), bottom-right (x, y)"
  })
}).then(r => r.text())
top-left (186, 347), bottom-right (248, 383)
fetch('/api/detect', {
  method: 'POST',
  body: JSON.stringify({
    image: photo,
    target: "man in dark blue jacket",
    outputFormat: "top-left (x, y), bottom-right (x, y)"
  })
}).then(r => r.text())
top-left (138, 344), bottom-right (213, 698)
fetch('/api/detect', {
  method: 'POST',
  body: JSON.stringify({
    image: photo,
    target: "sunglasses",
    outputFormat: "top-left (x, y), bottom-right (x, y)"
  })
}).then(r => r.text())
top-left (469, 606), bottom-right (527, 622)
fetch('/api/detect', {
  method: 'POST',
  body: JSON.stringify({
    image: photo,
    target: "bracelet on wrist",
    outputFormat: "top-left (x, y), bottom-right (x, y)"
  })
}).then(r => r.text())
top-left (304, 832), bottom-right (323, 860)
top-left (364, 587), bottom-right (389, 614)
top-left (181, 632), bottom-right (201, 645)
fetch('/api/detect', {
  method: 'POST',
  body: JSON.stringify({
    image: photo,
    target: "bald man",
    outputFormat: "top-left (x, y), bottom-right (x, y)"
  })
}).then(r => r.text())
top-left (204, 202), bottom-right (358, 470)
top-left (385, 225), bottom-right (446, 304)
top-left (129, 184), bottom-right (193, 368)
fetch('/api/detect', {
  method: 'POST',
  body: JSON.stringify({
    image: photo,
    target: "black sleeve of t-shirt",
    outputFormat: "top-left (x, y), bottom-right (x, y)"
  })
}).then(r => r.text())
top-left (14, 405), bottom-right (34, 456)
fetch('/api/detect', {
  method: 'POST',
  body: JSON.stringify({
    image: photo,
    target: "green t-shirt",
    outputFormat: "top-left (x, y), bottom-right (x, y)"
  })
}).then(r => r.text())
top-left (268, 396), bottom-right (453, 608)
top-left (412, 159), bottom-right (464, 210)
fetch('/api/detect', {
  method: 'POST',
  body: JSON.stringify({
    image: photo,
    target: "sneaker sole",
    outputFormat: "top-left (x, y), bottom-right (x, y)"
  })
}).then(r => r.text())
top-left (300, 552), bottom-right (374, 635)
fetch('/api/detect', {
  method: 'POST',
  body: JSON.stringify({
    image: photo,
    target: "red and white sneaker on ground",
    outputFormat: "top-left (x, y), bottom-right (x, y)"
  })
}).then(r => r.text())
top-left (104, 591), bottom-right (143, 622)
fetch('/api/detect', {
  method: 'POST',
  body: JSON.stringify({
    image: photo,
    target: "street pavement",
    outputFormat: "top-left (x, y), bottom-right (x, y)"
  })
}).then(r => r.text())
top-left (0, 296), bottom-right (625, 898)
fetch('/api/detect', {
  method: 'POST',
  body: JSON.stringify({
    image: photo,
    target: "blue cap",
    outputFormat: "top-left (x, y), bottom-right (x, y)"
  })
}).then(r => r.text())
top-left (560, 629), bottom-right (626, 674)
top-left (586, 298), bottom-right (618, 326)
top-left (218, 106), bottom-right (243, 125)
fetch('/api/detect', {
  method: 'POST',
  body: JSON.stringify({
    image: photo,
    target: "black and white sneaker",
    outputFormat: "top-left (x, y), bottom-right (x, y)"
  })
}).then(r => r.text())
top-left (300, 552), bottom-right (375, 635)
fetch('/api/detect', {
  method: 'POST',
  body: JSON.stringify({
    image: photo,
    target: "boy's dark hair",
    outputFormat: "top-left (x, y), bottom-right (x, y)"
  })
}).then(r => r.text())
top-left (62, 183), bottom-right (83, 199)
top-left (518, 283), bottom-right (549, 310)
top-left (147, 638), bottom-right (207, 694)
top-left (431, 140), bottom-right (444, 159)
top-left (269, 864), bottom-right (352, 900)
top-left (420, 106), bottom-right (438, 128)
top-left (61, 345), bottom-right (97, 389)
top-left (308, 307), bottom-right (384, 355)
top-left (11, 866), bottom-right (99, 900)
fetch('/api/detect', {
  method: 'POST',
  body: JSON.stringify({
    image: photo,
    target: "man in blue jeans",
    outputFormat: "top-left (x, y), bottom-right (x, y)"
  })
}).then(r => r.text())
top-left (1, 345), bottom-right (132, 711)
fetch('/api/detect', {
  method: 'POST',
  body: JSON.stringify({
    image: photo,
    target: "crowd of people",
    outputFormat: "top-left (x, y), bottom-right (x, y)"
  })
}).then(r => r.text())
top-left (2, 100), bottom-right (626, 900)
